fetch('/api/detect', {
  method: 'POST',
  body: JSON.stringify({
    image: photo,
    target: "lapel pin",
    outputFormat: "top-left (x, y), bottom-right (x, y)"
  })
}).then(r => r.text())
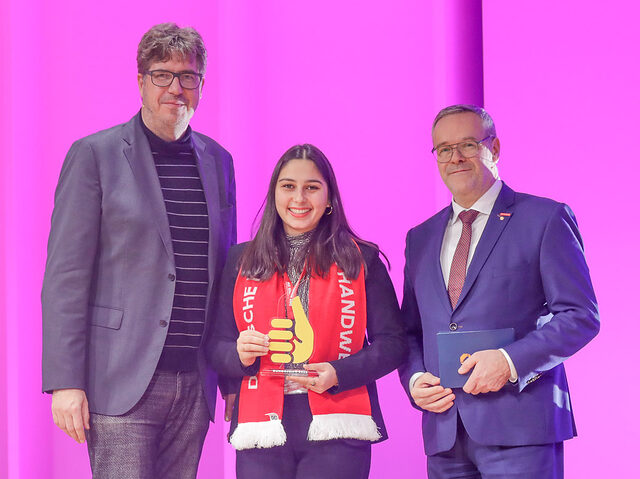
top-left (498, 212), bottom-right (511, 221)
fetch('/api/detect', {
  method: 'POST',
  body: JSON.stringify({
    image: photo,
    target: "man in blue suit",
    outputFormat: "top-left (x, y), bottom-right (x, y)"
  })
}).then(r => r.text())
top-left (41, 23), bottom-right (235, 477)
top-left (399, 105), bottom-right (599, 478)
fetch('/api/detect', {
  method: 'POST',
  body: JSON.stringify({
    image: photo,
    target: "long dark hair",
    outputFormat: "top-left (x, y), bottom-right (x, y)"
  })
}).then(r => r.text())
top-left (240, 144), bottom-right (381, 280)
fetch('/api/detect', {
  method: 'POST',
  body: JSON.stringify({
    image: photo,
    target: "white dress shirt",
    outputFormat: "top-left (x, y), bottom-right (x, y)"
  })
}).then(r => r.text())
top-left (440, 179), bottom-right (503, 286)
top-left (409, 180), bottom-right (518, 390)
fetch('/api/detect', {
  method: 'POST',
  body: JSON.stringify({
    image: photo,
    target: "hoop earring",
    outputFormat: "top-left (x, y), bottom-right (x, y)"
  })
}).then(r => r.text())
top-left (325, 204), bottom-right (333, 216)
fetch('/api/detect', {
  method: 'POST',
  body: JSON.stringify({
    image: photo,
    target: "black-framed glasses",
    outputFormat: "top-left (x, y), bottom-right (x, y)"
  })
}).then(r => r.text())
top-left (431, 136), bottom-right (493, 163)
top-left (145, 69), bottom-right (203, 90)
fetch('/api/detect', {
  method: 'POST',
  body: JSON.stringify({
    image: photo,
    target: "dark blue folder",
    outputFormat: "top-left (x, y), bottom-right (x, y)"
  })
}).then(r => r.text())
top-left (436, 328), bottom-right (515, 388)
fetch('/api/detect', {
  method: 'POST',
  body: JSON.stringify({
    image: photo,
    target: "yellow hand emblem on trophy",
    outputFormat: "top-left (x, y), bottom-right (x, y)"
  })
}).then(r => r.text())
top-left (268, 296), bottom-right (314, 364)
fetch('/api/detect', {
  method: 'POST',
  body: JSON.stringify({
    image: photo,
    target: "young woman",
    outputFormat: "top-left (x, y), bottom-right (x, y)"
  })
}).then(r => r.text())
top-left (209, 144), bottom-right (406, 479)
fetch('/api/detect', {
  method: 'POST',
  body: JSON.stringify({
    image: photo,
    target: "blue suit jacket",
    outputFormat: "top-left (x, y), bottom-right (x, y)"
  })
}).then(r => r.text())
top-left (42, 113), bottom-right (236, 418)
top-left (399, 183), bottom-right (599, 455)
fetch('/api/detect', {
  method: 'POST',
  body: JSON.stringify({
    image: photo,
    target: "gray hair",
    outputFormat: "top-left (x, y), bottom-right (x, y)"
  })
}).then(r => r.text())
top-left (431, 104), bottom-right (497, 138)
top-left (137, 23), bottom-right (207, 74)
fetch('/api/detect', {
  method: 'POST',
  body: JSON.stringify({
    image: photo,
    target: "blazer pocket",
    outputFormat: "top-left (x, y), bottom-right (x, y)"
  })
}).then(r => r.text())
top-left (490, 262), bottom-right (532, 278)
top-left (89, 305), bottom-right (124, 330)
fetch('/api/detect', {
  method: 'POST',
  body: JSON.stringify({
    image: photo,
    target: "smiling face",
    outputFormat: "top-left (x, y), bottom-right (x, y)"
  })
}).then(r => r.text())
top-left (433, 111), bottom-right (500, 208)
top-left (275, 159), bottom-right (330, 236)
top-left (137, 56), bottom-right (203, 141)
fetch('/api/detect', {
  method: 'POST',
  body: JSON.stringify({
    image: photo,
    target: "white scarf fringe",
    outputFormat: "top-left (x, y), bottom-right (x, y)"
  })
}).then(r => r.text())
top-left (230, 420), bottom-right (287, 450)
top-left (307, 413), bottom-right (381, 442)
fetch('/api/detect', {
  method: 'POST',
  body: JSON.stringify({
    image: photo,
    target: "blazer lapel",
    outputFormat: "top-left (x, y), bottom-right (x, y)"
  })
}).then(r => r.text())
top-left (427, 206), bottom-right (454, 314)
top-left (455, 183), bottom-right (516, 309)
top-left (192, 133), bottom-right (222, 285)
top-left (122, 116), bottom-right (174, 264)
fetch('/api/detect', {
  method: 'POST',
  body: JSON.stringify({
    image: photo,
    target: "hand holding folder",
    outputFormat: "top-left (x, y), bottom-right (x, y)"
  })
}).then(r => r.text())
top-left (437, 328), bottom-right (515, 389)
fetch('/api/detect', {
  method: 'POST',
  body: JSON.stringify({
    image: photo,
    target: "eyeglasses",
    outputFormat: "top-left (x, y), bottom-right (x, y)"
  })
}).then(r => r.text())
top-left (145, 69), bottom-right (203, 90)
top-left (431, 136), bottom-right (493, 163)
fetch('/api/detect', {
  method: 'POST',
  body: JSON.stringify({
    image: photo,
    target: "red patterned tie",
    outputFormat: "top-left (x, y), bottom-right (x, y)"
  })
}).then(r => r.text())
top-left (448, 209), bottom-right (480, 308)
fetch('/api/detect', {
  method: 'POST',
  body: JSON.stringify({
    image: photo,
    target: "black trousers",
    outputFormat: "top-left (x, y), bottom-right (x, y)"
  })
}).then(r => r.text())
top-left (236, 394), bottom-right (371, 479)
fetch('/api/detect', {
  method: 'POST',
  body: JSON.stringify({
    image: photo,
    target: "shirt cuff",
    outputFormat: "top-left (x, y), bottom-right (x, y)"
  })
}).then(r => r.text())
top-left (409, 371), bottom-right (425, 390)
top-left (499, 348), bottom-right (518, 383)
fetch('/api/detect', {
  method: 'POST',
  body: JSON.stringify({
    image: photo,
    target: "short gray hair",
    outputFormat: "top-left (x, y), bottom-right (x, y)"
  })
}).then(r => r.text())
top-left (431, 104), bottom-right (497, 138)
top-left (137, 23), bottom-right (207, 74)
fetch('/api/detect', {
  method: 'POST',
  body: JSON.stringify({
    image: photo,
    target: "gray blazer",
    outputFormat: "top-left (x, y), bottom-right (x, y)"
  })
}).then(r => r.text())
top-left (42, 113), bottom-right (236, 418)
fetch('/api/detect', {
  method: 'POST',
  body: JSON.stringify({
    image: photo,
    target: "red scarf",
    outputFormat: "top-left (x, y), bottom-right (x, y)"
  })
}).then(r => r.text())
top-left (230, 262), bottom-right (379, 450)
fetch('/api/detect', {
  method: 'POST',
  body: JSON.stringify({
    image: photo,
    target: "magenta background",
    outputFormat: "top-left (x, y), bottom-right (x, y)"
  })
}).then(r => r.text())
top-left (0, 1), bottom-right (635, 477)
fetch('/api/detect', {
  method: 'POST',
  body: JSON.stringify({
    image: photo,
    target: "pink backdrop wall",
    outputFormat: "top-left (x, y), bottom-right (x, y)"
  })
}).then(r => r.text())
top-left (0, 0), bottom-right (633, 477)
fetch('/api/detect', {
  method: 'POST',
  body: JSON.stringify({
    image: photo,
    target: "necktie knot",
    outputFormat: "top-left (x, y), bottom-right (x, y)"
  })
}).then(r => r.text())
top-left (458, 209), bottom-right (479, 225)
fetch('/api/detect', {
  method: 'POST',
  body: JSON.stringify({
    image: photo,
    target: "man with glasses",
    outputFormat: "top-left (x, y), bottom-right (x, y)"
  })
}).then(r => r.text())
top-left (42, 23), bottom-right (235, 477)
top-left (399, 104), bottom-right (599, 478)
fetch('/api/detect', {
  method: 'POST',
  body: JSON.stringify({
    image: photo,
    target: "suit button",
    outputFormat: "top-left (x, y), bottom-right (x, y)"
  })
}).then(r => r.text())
top-left (168, 273), bottom-right (176, 281)
top-left (449, 322), bottom-right (458, 331)
top-left (159, 320), bottom-right (168, 327)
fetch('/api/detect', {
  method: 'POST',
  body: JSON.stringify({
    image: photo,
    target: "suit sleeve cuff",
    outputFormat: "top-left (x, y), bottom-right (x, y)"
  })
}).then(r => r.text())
top-left (499, 348), bottom-right (518, 383)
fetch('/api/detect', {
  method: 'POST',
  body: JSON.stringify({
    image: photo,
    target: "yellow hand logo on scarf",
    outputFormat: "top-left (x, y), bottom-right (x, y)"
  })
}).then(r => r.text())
top-left (268, 296), bottom-right (314, 364)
